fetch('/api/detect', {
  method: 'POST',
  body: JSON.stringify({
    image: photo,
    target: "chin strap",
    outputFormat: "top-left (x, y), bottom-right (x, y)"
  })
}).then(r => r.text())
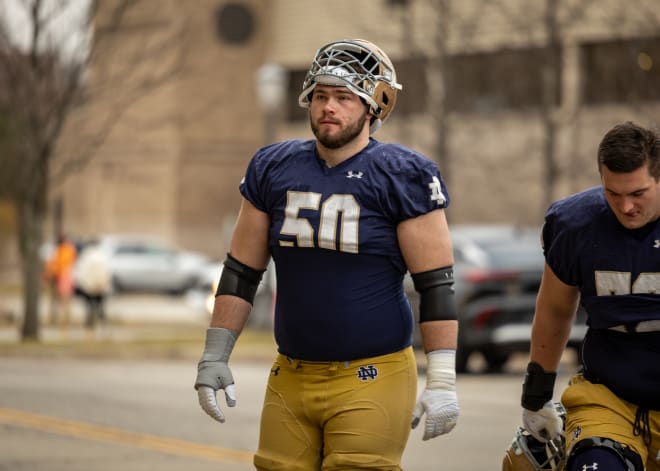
top-left (369, 118), bottom-right (382, 135)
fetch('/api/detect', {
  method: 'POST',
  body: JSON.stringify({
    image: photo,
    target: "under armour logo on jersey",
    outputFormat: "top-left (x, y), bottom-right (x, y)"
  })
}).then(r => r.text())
top-left (582, 463), bottom-right (598, 471)
top-left (428, 176), bottom-right (446, 205)
top-left (346, 170), bottom-right (364, 179)
top-left (356, 365), bottom-right (378, 381)
top-left (654, 239), bottom-right (660, 248)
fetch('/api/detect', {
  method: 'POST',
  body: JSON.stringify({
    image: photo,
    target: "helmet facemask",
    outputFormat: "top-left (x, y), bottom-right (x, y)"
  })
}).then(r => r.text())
top-left (502, 403), bottom-right (567, 471)
top-left (298, 39), bottom-right (402, 135)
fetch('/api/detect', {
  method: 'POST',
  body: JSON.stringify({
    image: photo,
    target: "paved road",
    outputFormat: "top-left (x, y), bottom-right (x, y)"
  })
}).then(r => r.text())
top-left (0, 353), bottom-right (577, 471)
top-left (0, 293), bottom-right (579, 470)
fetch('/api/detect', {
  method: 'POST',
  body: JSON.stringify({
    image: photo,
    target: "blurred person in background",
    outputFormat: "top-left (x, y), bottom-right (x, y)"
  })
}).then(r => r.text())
top-left (44, 234), bottom-right (77, 326)
top-left (194, 39), bottom-right (459, 470)
top-left (514, 122), bottom-right (660, 471)
top-left (76, 241), bottom-right (112, 328)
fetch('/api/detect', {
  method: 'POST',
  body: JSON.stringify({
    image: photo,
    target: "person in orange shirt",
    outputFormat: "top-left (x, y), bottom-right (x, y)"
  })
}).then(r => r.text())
top-left (45, 234), bottom-right (77, 326)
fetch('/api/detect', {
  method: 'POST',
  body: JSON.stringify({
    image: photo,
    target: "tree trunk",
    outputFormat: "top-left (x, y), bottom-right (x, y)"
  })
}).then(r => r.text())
top-left (18, 190), bottom-right (47, 341)
top-left (541, 0), bottom-right (560, 211)
top-left (428, 0), bottom-right (450, 184)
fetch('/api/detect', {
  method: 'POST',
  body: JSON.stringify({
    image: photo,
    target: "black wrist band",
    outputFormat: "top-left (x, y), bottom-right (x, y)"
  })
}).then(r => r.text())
top-left (521, 361), bottom-right (557, 411)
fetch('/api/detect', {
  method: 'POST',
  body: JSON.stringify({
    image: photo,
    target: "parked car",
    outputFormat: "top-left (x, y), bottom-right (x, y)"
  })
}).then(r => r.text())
top-left (407, 224), bottom-right (587, 373)
top-left (200, 259), bottom-right (276, 328)
top-left (73, 234), bottom-right (211, 295)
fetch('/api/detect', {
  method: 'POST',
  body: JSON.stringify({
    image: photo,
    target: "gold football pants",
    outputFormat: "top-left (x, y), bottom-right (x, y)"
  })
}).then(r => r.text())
top-left (562, 374), bottom-right (659, 471)
top-left (253, 347), bottom-right (417, 471)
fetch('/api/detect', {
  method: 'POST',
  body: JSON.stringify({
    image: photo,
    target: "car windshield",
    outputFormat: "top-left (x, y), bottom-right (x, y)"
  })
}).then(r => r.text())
top-left (478, 239), bottom-right (543, 270)
top-left (452, 226), bottom-right (543, 270)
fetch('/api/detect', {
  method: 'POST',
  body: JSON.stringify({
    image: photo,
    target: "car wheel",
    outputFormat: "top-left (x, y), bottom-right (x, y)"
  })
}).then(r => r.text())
top-left (483, 351), bottom-right (509, 373)
top-left (168, 278), bottom-right (195, 296)
top-left (569, 343), bottom-right (583, 365)
top-left (455, 347), bottom-right (471, 374)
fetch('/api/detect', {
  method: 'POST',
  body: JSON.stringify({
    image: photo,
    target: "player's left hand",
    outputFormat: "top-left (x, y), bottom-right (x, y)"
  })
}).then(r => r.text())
top-left (411, 349), bottom-right (459, 440)
top-left (412, 388), bottom-right (459, 440)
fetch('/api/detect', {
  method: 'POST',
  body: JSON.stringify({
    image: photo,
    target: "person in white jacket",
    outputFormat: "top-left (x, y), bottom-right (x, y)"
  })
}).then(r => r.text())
top-left (76, 243), bottom-right (112, 328)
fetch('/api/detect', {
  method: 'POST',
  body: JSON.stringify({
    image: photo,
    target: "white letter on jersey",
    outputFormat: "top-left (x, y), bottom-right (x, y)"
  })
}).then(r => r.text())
top-left (429, 176), bottom-right (446, 206)
top-left (595, 271), bottom-right (660, 295)
top-left (280, 191), bottom-right (322, 247)
top-left (319, 195), bottom-right (359, 253)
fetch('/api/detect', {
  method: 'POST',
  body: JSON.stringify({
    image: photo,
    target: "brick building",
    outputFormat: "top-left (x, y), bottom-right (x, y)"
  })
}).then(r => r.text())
top-left (54, 0), bottom-right (660, 258)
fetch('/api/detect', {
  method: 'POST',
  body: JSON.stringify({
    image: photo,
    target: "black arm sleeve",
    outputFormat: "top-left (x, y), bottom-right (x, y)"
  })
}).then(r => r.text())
top-left (215, 253), bottom-right (266, 305)
top-left (411, 266), bottom-right (457, 323)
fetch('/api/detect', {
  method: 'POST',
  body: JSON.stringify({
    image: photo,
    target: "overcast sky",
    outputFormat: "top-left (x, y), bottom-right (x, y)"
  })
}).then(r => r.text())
top-left (1, 0), bottom-right (91, 61)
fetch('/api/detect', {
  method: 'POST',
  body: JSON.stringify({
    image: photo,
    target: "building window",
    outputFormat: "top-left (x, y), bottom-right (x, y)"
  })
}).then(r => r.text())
top-left (214, 3), bottom-right (255, 44)
top-left (392, 57), bottom-right (427, 116)
top-left (445, 47), bottom-right (561, 113)
top-left (286, 69), bottom-right (308, 122)
top-left (582, 37), bottom-right (660, 104)
top-left (284, 46), bottom-right (561, 121)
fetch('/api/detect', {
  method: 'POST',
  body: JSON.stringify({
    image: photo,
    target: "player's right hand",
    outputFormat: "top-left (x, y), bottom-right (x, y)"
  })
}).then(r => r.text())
top-left (195, 356), bottom-right (237, 423)
top-left (522, 400), bottom-right (562, 442)
top-left (194, 327), bottom-right (238, 423)
top-left (197, 384), bottom-right (236, 423)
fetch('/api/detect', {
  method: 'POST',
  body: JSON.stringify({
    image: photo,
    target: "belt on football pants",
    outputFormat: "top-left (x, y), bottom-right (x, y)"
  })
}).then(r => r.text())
top-left (608, 319), bottom-right (660, 333)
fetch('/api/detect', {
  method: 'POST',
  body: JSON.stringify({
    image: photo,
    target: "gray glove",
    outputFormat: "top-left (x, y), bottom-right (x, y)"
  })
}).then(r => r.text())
top-left (194, 327), bottom-right (237, 423)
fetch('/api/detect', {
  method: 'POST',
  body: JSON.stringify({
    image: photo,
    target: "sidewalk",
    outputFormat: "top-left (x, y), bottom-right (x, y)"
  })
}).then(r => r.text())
top-left (0, 321), bottom-right (279, 362)
top-left (0, 292), bottom-right (276, 361)
top-left (1, 289), bottom-right (212, 324)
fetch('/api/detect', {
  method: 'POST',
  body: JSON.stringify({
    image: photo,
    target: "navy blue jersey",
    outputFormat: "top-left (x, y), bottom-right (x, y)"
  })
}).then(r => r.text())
top-left (240, 138), bottom-right (450, 361)
top-left (542, 186), bottom-right (660, 408)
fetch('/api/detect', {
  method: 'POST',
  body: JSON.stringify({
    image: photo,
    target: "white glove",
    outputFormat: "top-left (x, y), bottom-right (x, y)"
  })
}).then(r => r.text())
top-left (522, 400), bottom-right (562, 442)
top-left (194, 327), bottom-right (238, 423)
top-left (411, 349), bottom-right (459, 440)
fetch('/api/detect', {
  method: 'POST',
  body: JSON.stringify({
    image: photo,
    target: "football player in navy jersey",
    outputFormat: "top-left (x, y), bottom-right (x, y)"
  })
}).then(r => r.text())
top-left (515, 122), bottom-right (660, 471)
top-left (193, 39), bottom-right (459, 470)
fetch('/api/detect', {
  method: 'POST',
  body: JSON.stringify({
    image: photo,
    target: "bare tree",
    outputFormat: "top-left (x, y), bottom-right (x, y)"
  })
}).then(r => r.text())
top-left (427, 0), bottom-right (451, 184)
top-left (0, 0), bottom-right (182, 341)
top-left (539, 0), bottom-right (560, 210)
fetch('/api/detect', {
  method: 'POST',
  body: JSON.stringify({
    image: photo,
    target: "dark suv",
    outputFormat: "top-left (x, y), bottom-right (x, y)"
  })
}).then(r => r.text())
top-left (408, 224), bottom-right (587, 373)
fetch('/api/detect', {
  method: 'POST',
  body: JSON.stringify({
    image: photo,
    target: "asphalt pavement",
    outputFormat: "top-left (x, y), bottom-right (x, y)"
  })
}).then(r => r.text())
top-left (0, 291), bottom-right (583, 470)
top-left (0, 355), bottom-right (562, 471)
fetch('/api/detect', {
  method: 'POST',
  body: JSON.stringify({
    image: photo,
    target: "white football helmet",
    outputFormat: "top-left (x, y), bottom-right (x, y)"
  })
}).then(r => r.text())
top-left (502, 403), bottom-right (566, 471)
top-left (298, 39), bottom-right (402, 134)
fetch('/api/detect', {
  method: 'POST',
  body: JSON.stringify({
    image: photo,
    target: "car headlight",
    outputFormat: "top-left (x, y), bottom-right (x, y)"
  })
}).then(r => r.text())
top-left (206, 279), bottom-right (218, 315)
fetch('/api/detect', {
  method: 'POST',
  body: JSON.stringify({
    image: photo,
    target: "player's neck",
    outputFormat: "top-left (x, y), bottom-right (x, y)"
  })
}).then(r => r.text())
top-left (316, 133), bottom-right (369, 168)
